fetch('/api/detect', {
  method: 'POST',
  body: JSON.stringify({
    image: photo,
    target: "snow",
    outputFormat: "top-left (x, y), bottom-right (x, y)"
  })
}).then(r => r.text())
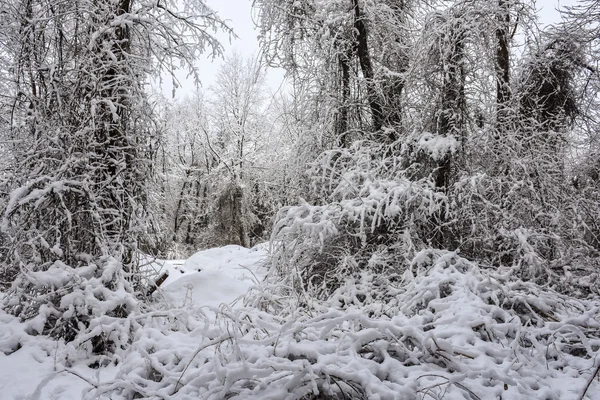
top-left (150, 244), bottom-right (269, 308)
top-left (1, 245), bottom-right (599, 399)
top-left (0, 311), bottom-right (107, 400)
top-left (160, 270), bottom-right (251, 308)
top-left (417, 132), bottom-right (460, 161)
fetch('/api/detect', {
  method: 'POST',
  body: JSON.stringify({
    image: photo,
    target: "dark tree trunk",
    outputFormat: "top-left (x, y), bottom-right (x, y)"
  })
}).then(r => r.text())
top-left (185, 177), bottom-right (204, 245)
top-left (436, 28), bottom-right (465, 191)
top-left (352, 0), bottom-right (383, 133)
top-left (381, 0), bottom-right (409, 142)
top-left (173, 169), bottom-right (192, 242)
top-left (496, 0), bottom-right (511, 132)
top-left (337, 47), bottom-right (352, 147)
top-left (382, 65), bottom-right (405, 142)
top-left (432, 21), bottom-right (466, 248)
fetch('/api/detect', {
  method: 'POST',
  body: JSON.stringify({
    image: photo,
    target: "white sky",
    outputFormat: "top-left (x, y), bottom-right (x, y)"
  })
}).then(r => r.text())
top-left (157, 0), bottom-right (285, 100)
top-left (158, 0), bottom-right (577, 100)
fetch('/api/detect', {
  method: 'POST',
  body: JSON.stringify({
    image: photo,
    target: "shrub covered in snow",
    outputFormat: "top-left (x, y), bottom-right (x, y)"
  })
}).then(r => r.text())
top-left (82, 250), bottom-right (599, 399)
top-left (270, 140), bottom-right (445, 299)
top-left (268, 132), bottom-right (600, 301)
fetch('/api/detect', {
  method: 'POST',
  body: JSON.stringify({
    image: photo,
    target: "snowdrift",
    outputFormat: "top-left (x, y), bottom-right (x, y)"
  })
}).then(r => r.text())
top-left (150, 245), bottom-right (269, 308)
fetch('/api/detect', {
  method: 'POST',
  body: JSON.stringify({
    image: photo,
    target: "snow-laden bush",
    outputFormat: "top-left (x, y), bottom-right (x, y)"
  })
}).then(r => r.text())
top-left (451, 166), bottom-right (600, 297)
top-left (269, 125), bottom-right (599, 298)
top-left (86, 251), bottom-right (600, 399)
top-left (2, 255), bottom-right (139, 353)
top-left (450, 31), bottom-right (598, 294)
top-left (0, 170), bottom-right (144, 340)
top-left (269, 140), bottom-right (446, 299)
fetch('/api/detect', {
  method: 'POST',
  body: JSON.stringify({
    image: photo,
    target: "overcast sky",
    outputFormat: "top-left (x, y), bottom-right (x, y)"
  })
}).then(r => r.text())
top-left (158, 0), bottom-right (578, 100)
top-left (157, 0), bottom-right (283, 100)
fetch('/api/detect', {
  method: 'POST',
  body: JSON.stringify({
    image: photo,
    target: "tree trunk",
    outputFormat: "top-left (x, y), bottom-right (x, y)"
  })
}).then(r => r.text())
top-left (173, 169), bottom-right (192, 242)
top-left (337, 46), bottom-right (352, 146)
top-left (352, 0), bottom-right (383, 132)
top-left (381, 1), bottom-right (409, 141)
top-left (437, 27), bottom-right (465, 191)
top-left (496, 0), bottom-right (511, 132)
top-left (432, 21), bottom-right (466, 248)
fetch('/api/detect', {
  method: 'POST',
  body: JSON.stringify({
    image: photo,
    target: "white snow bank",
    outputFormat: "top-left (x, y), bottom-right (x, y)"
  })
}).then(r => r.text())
top-left (153, 244), bottom-right (269, 308)
top-left (158, 270), bottom-right (257, 308)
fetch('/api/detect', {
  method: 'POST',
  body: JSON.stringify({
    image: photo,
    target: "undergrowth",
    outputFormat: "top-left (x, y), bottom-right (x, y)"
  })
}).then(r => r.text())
top-left (70, 250), bottom-right (600, 400)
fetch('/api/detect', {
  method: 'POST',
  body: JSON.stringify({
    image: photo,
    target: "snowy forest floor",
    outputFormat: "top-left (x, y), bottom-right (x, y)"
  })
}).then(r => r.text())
top-left (0, 245), bottom-right (269, 400)
top-left (0, 244), bottom-right (599, 400)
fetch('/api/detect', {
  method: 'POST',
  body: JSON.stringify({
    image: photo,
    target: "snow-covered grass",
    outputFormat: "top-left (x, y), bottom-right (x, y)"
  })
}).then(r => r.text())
top-left (1, 245), bottom-right (599, 399)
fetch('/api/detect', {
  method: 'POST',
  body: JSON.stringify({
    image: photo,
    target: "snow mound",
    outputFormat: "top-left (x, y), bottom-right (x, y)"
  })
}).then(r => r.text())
top-left (90, 250), bottom-right (600, 399)
top-left (158, 270), bottom-right (257, 308)
top-left (153, 244), bottom-right (269, 308)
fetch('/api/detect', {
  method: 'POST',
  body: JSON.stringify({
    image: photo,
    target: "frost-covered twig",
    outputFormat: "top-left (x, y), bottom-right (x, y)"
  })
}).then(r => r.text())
top-left (579, 361), bottom-right (600, 400)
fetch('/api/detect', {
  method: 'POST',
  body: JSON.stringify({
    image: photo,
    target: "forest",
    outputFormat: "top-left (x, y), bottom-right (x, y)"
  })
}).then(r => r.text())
top-left (0, 0), bottom-right (599, 398)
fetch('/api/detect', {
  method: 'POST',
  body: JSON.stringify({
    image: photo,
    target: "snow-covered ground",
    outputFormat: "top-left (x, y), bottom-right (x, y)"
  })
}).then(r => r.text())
top-left (149, 244), bottom-right (269, 308)
top-left (0, 244), bottom-right (269, 400)
top-left (1, 245), bottom-right (599, 399)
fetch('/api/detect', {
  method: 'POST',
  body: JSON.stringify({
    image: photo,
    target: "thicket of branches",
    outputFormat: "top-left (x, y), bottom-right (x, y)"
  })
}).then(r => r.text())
top-left (257, 0), bottom-right (600, 299)
top-left (0, 0), bottom-right (230, 341)
top-left (148, 52), bottom-right (300, 257)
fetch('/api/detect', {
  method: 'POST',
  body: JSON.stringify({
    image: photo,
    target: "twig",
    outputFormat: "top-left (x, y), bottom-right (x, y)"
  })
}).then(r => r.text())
top-left (201, 126), bottom-right (235, 178)
top-left (173, 334), bottom-right (233, 394)
top-left (63, 369), bottom-right (99, 388)
top-left (238, 263), bottom-right (260, 285)
top-left (454, 382), bottom-right (481, 400)
top-left (53, 341), bottom-right (59, 372)
top-left (30, 369), bottom-right (98, 400)
top-left (580, 363), bottom-right (600, 400)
